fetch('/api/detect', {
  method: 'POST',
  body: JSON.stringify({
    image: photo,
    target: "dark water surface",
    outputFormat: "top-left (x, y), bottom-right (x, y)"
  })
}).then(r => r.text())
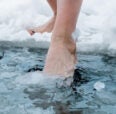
top-left (0, 44), bottom-right (116, 114)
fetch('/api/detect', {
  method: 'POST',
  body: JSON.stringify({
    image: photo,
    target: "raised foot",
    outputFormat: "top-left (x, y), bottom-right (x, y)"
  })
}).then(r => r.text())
top-left (27, 16), bottom-right (56, 35)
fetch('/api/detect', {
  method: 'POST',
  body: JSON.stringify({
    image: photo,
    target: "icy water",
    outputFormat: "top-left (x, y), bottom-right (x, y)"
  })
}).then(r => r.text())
top-left (0, 0), bottom-right (116, 113)
top-left (0, 43), bottom-right (116, 114)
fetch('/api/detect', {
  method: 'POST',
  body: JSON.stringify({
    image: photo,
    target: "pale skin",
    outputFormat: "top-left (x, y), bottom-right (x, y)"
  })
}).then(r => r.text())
top-left (27, 0), bottom-right (83, 77)
top-left (27, 0), bottom-right (57, 35)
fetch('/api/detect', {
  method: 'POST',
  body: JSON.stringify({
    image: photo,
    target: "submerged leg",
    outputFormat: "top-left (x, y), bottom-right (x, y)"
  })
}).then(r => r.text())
top-left (44, 0), bottom-right (83, 76)
top-left (27, 0), bottom-right (57, 35)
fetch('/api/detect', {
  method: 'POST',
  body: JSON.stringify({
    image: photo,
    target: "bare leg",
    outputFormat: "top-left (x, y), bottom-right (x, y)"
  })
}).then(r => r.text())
top-left (27, 0), bottom-right (57, 35)
top-left (47, 0), bottom-right (57, 15)
top-left (44, 0), bottom-right (83, 77)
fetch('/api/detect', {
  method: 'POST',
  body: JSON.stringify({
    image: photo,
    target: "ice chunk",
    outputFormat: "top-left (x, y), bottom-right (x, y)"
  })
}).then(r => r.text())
top-left (94, 81), bottom-right (105, 91)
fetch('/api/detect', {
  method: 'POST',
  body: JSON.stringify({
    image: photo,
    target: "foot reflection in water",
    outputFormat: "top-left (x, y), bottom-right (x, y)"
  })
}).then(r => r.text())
top-left (23, 68), bottom-right (90, 114)
top-left (24, 85), bottom-right (83, 114)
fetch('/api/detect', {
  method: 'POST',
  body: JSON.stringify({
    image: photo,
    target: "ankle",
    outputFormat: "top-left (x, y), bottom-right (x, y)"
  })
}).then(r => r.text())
top-left (51, 35), bottom-right (76, 54)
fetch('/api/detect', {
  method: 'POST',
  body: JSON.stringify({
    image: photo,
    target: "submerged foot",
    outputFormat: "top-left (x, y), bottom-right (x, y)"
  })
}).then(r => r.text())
top-left (43, 36), bottom-right (77, 77)
top-left (27, 16), bottom-right (56, 35)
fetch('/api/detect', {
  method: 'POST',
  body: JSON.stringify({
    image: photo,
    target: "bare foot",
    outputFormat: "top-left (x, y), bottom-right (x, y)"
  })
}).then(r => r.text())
top-left (27, 29), bottom-right (35, 36)
top-left (27, 16), bottom-right (56, 35)
top-left (43, 36), bottom-right (77, 77)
